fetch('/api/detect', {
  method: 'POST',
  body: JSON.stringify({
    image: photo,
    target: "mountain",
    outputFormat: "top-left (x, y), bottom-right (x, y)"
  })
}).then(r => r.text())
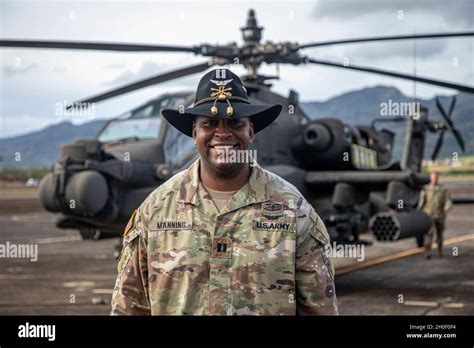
top-left (301, 85), bottom-right (474, 160)
top-left (0, 120), bottom-right (107, 168)
top-left (1, 85), bottom-right (472, 168)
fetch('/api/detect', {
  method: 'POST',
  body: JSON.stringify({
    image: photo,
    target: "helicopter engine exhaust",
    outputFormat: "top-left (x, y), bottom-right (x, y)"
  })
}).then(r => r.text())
top-left (369, 210), bottom-right (431, 242)
top-left (302, 123), bottom-right (332, 151)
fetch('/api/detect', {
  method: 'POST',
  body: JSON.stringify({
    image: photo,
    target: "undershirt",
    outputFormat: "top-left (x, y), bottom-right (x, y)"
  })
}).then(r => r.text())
top-left (203, 185), bottom-right (238, 212)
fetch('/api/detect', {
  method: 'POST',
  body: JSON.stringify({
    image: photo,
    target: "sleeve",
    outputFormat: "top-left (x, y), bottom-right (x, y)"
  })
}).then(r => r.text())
top-left (295, 199), bottom-right (338, 315)
top-left (417, 190), bottom-right (426, 210)
top-left (110, 208), bottom-right (151, 315)
top-left (444, 189), bottom-right (453, 213)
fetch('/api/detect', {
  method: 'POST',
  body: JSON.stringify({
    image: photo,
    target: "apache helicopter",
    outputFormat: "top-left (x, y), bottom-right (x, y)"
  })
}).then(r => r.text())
top-left (2, 9), bottom-right (472, 247)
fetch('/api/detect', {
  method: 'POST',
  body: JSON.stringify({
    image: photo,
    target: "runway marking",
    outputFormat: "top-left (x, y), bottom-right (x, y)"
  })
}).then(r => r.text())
top-left (404, 300), bottom-right (438, 307)
top-left (336, 233), bottom-right (474, 276)
top-left (92, 289), bottom-right (113, 294)
top-left (30, 236), bottom-right (82, 244)
top-left (62, 281), bottom-right (96, 288)
top-left (0, 274), bottom-right (116, 280)
top-left (403, 301), bottom-right (465, 308)
top-left (0, 274), bottom-right (49, 280)
top-left (93, 255), bottom-right (109, 260)
top-left (444, 303), bottom-right (464, 308)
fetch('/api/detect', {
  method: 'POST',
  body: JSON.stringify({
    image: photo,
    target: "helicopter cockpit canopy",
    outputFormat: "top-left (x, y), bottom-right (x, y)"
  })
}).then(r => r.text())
top-left (98, 117), bottom-right (162, 143)
top-left (97, 93), bottom-right (193, 143)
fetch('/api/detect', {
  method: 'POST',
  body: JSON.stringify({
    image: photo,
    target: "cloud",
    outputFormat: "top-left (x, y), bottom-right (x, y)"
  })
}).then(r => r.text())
top-left (349, 40), bottom-right (447, 60)
top-left (310, 39), bottom-right (449, 64)
top-left (105, 61), bottom-right (170, 86)
top-left (1, 1), bottom-right (472, 139)
top-left (102, 62), bottom-right (127, 70)
top-left (313, 0), bottom-right (474, 26)
top-left (51, 65), bottom-right (67, 73)
top-left (306, 0), bottom-right (472, 64)
top-left (0, 113), bottom-right (53, 138)
top-left (2, 63), bottom-right (39, 76)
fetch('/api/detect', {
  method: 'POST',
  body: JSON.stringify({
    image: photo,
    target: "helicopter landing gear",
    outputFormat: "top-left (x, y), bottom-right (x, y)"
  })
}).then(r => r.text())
top-left (79, 229), bottom-right (101, 240)
top-left (415, 233), bottom-right (424, 248)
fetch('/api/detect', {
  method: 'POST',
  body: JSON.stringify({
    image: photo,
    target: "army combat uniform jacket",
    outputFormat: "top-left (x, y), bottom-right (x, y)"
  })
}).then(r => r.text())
top-left (418, 184), bottom-right (452, 220)
top-left (111, 158), bottom-right (338, 315)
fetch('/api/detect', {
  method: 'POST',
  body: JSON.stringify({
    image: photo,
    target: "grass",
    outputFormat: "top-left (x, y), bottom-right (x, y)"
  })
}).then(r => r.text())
top-left (0, 186), bottom-right (38, 194)
top-left (422, 156), bottom-right (474, 177)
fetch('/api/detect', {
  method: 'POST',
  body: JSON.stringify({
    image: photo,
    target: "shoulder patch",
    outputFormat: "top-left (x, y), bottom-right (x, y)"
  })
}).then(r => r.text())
top-left (123, 209), bottom-right (137, 237)
top-left (309, 209), bottom-right (330, 245)
top-left (123, 227), bottom-right (141, 246)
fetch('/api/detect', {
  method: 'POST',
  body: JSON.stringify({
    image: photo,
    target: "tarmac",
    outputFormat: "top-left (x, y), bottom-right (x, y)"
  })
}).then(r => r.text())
top-left (0, 179), bottom-right (472, 315)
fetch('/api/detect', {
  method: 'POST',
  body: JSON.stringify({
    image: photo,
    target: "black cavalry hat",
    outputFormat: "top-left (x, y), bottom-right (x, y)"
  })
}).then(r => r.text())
top-left (162, 68), bottom-right (282, 137)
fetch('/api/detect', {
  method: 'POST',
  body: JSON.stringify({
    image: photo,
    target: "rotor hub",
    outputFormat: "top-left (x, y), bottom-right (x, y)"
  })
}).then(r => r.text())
top-left (241, 9), bottom-right (263, 45)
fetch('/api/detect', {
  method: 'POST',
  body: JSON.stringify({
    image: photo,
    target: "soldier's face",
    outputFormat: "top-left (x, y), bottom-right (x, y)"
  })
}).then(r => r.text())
top-left (192, 116), bottom-right (254, 173)
top-left (430, 172), bottom-right (439, 185)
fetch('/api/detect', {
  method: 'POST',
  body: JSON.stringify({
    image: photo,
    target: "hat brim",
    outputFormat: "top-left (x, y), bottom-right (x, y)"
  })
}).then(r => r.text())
top-left (162, 101), bottom-right (282, 137)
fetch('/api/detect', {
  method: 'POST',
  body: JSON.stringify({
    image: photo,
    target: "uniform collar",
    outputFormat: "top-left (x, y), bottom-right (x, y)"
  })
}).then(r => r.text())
top-left (178, 157), bottom-right (270, 214)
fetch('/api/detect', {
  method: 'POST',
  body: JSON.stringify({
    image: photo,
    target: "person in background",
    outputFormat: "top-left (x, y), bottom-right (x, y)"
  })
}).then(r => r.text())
top-left (418, 170), bottom-right (453, 259)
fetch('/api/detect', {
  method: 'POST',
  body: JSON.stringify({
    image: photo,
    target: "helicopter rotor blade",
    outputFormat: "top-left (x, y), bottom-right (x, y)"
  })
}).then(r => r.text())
top-left (435, 96), bottom-right (466, 154)
top-left (452, 128), bottom-right (466, 153)
top-left (447, 95), bottom-right (457, 118)
top-left (298, 32), bottom-right (474, 50)
top-left (435, 97), bottom-right (453, 125)
top-left (431, 131), bottom-right (445, 160)
top-left (436, 97), bottom-right (455, 132)
top-left (306, 57), bottom-right (474, 94)
top-left (0, 39), bottom-right (199, 53)
top-left (67, 61), bottom-right (212, 109)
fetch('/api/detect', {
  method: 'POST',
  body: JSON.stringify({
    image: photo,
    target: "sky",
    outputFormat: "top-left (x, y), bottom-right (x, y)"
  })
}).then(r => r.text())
top-left (1, 0), bottom-right (473, 138)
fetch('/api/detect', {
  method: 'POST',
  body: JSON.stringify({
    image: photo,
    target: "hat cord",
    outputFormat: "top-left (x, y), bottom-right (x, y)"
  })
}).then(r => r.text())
top-left (194, 95), bottom-right (249, 118)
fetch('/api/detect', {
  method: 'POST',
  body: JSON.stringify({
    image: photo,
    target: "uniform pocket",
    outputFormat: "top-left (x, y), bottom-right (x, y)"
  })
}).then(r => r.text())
top-left (229, 208), bottom-right (297, 315)
top-left (146, 209), bottom-right (209, 314)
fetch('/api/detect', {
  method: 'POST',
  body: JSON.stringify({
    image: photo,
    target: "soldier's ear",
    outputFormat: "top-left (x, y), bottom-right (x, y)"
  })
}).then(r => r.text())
top-left (192, 119), bottom-right (197, 142)
top-left (249, 121), bottom-right (254, 143)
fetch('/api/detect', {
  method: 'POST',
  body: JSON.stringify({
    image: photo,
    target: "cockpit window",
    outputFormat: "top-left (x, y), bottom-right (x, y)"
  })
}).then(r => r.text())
top-left (163, 122), bottom-right (195, 162)
top-left (97, 93), bottom-right (194, 143)
top-left (98, 117), bottom-right (161, 142)
top-left (162, 94), bottom-right (196, 161)
top-left (130, 104), bottom-right (155, 118)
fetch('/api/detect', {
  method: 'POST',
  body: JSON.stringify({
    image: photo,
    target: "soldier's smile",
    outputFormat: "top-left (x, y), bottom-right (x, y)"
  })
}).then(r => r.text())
top-left (192, 115), bottom-right (254, 173)
top-left (208, 143), bottom-right (239, 149)
top-left (207, 142), bottom-right (242, 165)
top-left (208, 143), bottom-right (240, 157)
top-left (209, 143), bottom-right (238, 147)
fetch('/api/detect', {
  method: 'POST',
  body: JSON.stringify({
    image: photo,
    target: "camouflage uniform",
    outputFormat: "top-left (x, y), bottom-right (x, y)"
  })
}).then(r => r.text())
top-left (111, 158), bottom-right (338, 315)
top-left (418, 183), bottom-right (452, 254)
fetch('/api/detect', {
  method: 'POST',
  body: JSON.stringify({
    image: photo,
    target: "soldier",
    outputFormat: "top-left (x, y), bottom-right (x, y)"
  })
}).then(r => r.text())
top-left (111, 68), bottom-right (338, 315)
top-left (418, 170), bottom-right (453, 259)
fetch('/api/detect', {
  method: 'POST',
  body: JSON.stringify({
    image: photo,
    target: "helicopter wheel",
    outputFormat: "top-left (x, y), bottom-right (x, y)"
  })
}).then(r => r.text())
top-left (415, 234), bottom-right (424, 248)
top-left (79, 229), bottom-right (101, 240)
